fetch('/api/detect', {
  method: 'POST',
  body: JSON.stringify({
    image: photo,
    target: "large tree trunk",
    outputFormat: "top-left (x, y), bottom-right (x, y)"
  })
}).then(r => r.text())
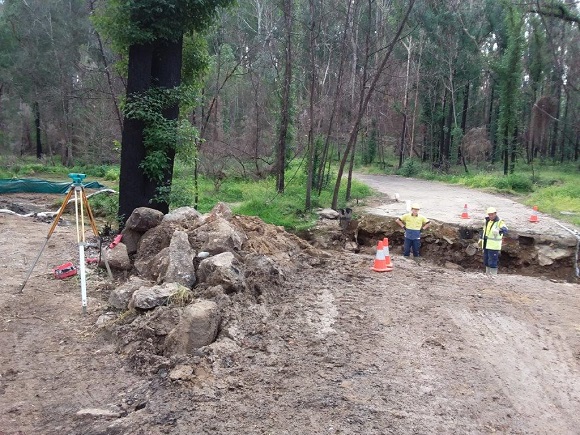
top-left (151, 38), bottom-right (183, 211)
top-left (118, 39), bottom-right (183, 225)
top-left (118, 44), bottom-right (155, 224)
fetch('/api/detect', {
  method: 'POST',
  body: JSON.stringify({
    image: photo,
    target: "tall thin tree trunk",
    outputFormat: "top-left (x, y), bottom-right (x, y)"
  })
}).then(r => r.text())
top-left (345, 140), bottom-right (356, 201)
top-left (276, 0), bottom-right (293, 194)
top-left (443, 90), bottom-right (453, 164)
top-left (409, 36), bottom-right (423, 159)
top-left (550, 79), bottom-right (562, 159)
top-left (33, 101), bottom-right (42, 159)
top-left (559, 92), bottom-right (569, 163)
top-left (332, 0), bottom-right (416, 209)
top-left (317, 0), bottom-right (353, 194)
top-left (459, 82), bottom-right (470, 171)
top-left (398, 36), bottom-right (412, 169)
top-left (305, 0), bottom-right (317, 210)
top-left (438, 87), bottom-right (447, 164)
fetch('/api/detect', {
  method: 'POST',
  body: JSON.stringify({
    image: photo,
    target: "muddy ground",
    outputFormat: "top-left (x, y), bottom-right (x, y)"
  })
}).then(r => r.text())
top-left (1, 183), bottom-right (580, 434)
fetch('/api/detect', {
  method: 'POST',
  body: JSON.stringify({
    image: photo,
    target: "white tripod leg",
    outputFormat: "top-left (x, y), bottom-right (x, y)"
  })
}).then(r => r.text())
top-left (75, 186), bottom-right (88, 314)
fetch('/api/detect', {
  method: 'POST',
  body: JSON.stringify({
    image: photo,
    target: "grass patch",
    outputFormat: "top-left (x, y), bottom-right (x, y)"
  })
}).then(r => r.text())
top-left (167, 285), bottom-right (194, 307)
top-left (171, 161), bottom-right (372, 230)
top-left (0, 155), bottom-right (119, 182)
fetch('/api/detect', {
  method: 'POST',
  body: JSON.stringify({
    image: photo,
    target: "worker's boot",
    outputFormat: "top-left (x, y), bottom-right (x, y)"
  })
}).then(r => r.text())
top-left (489, 268), bottom-right (498, 276)
top-left (485, 266), bottom-right (490, 275)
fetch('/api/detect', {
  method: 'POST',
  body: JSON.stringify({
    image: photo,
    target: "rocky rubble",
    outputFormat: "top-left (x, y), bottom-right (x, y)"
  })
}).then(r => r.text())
top-left (98, 203), bottom-right (331, 371)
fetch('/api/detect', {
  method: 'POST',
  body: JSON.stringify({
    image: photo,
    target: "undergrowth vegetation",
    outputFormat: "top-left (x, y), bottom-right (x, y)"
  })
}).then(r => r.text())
top-left (2, 155), bottom-right (578, 227)
top-left (171, 161), bottom-right (372, 230)
top-left (0, 157), bottom-right (372, 231)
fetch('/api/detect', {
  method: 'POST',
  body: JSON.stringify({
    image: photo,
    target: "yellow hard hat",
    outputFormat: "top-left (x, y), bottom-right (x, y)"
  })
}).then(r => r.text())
top-left (486, 207), bottom-right (497, 214)
top-left (411, 203), bottom-right (421, 210)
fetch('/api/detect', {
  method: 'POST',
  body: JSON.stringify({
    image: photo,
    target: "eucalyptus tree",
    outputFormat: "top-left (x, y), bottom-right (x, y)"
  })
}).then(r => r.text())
top-left (495, 1), bottom-right (523, 174)
top-left (409, 0), bottom-right (497, 169)
top-left (276, 0), bottom-right (294, 194)
top-left (524, 0), bottom-right (580, 163)
top-left (94, 0), bottom-right (233, 225)
top-left (331, 0), bottom-right (416, 209)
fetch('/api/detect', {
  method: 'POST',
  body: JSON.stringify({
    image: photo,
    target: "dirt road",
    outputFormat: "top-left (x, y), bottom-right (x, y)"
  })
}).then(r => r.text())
top-left (353, 173), bottom-right (580, 239)
top-left (1, 189), bottom-right (580, 434)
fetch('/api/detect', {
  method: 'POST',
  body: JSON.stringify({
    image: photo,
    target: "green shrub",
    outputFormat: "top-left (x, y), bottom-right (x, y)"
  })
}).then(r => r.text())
top-left (88, 192), bottom-right (119, 225)
top-left (397, 158), bottom-right (420, 177)
top-left (505, 174), bottom-right (533, 192)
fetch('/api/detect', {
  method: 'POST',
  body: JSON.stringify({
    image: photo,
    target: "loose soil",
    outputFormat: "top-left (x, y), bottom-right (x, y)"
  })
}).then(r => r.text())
top-left (1, 179), bottom-right (579, 434)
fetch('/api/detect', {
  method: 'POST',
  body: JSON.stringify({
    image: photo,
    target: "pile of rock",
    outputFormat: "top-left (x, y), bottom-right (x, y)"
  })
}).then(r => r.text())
top-left (99, 203), bottom-right (330, 362)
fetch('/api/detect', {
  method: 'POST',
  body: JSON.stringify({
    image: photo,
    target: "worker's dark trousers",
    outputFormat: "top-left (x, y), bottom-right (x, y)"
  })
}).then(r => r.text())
top-left (403, 238), bottom-right (421, 257)
top-left (483, 249), bottom-right (499, 268)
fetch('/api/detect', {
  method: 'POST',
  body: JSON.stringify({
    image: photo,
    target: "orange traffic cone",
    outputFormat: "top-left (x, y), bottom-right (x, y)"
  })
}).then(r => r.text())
top-left (382, 238), bottom-right (394, 271)
top-left (372, 241), bottom-right (392, 272)
top-left (529, 205), bottom-right (539, 223)
top-left (461, 204), bottom-right (470, 219)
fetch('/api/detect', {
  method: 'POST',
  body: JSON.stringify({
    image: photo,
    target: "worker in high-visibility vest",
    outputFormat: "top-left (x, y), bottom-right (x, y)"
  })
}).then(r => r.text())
top-left (478, 207), bottom-right (508, 275)
top-left (396, 203), bottom-right (431, 264)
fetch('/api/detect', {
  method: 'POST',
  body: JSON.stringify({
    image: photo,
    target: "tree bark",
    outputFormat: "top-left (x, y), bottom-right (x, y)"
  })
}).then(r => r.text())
top-left (305, 0), bottom-right (317, 210)
top-left (276, 0), bottom-right (293, 194)
top-left (118, 44), bottom-right (154, 224)
top-left (33, 101), bottom-right (42, 159)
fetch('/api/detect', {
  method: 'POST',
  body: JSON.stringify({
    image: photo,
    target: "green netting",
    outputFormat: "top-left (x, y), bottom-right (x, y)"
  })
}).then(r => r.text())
top-left (0, 178), bottom-right (106, 194)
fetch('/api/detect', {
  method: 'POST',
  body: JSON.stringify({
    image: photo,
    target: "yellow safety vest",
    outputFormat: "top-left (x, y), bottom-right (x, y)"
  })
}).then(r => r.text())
top-left (482, 218), bottom-right (506, 250)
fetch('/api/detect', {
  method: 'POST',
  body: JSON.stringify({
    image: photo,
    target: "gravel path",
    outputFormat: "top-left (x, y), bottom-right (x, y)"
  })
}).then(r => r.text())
top-left (353, 173), bottom-right (580, 239)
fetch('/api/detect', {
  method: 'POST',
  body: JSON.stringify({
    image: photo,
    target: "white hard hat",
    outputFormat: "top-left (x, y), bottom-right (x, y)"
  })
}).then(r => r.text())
top-left (486, 207), bottom-right (497, 214)
top-left (411, 203), bottom-right (421, 210)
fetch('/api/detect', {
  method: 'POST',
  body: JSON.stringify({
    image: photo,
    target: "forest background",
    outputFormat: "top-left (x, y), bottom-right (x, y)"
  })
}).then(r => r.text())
top-left (0, 0), bottom-right (578, 228)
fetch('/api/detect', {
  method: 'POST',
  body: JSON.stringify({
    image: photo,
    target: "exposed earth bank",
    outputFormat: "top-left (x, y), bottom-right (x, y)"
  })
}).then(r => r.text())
top-left (348, 174), bottom-right (580, 281)
top-left (1, 181), bottom-right (579, 434)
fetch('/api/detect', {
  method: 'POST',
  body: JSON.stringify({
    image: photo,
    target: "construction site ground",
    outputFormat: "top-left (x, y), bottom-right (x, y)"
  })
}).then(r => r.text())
top-left (1, 175), bottom-right (579, 434)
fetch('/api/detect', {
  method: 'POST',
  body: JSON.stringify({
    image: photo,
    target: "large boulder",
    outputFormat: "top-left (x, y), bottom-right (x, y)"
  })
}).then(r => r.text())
top-left (119, 228), bottom-right (142, 255)
top-left (187, 216), bottom-right (247, 255)
top-left (134, 221), bottom-right (181, 276)
top-left (124, 207), bottom-right (164, 233)
top-left (158, 230), bottom-right (196, 288)
top-left (536, 245), bottom-right (573, 266)
top-left (108, 276), bottom-right (152, 310)
top-left (103, 242), bottom-right (132, 271)
top-left (162, 206), bottom-right (204, 229)
top-left (164, 300), bottom-right (221, 355)
top-left (197, 252), bottom-right (247, 293)
top-left (129, 282), bottom-right (189, 310)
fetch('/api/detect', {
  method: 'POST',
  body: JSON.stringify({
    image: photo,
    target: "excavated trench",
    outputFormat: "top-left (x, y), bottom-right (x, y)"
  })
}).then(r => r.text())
top-left (302, 215), bottom-right (580, 283)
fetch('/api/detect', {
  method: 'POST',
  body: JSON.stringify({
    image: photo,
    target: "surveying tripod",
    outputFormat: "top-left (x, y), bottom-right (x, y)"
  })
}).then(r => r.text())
top-left (19, 173), bottom-right (112, 313)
